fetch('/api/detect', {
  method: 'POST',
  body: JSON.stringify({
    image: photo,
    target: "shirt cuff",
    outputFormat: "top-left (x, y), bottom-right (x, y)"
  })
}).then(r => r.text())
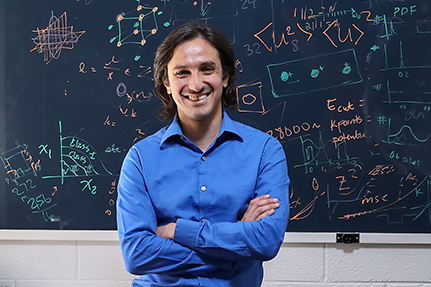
top-left (174, 218), bottom-right (202, 249)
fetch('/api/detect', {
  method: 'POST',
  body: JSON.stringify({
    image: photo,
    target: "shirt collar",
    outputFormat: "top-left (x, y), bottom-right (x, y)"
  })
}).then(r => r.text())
top-left (160, 110), bottom-right (243, 146)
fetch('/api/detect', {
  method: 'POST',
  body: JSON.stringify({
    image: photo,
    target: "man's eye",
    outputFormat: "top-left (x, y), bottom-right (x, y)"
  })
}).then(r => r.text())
top-left (175, 70), bottom-right (189, 77)
top-left (202, 67), bottom-right (215, 74)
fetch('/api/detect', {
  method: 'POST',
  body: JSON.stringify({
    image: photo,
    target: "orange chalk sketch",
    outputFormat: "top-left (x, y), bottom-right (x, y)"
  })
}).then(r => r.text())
top-left (236, 82), bottom-right (267, 114)
top-left (31, 12), bottom-right (86, 65)
top-left (109, 2), bottom-right (160, 48)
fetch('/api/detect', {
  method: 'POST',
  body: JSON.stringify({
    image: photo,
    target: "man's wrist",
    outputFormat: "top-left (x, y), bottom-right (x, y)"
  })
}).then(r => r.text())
top-left (156, 222), bottom-right (177, 240)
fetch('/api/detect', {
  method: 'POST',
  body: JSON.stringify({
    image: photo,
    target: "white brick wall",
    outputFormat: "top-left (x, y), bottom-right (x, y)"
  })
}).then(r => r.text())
top-left (1, 231), bottom-right (431, 287)
top-left (263, 243), bottom-right (431, 286)
top-left (0, 231), bottom-right (135, 287)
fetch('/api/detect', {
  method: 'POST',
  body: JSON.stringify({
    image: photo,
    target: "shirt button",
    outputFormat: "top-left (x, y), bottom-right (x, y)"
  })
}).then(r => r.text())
top-left (201, 156), bottom-right (206, 161)
top-left (200, 186), bottom-right (207, 192)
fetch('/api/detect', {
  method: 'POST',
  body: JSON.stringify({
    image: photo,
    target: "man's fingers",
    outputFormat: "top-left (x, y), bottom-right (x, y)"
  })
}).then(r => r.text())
top-left (253, 201), bottom-right (279, 215)
top-left (256, 208), bottom-right (275, 221)
top-left (242, 195), bottom-right (280, 222)
top-left (249, 195), bottom-right (279, 213)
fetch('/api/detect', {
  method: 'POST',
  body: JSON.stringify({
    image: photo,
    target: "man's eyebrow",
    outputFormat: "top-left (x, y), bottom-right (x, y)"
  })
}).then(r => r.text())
top-left (172, 65), bottom-right (188, 71)
top-left (172, 61), bottom-right (218, 70)
top-left (199, 61), bottom-right (217, 67)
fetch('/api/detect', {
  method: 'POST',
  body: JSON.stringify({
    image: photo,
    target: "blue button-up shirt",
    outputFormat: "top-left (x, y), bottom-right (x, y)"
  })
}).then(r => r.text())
top-left (117, 111), bottom-right (290, 286)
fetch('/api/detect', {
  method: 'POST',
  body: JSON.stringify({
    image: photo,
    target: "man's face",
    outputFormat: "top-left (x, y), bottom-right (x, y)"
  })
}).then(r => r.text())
top-left (164, 37), bottom-right (228, 125)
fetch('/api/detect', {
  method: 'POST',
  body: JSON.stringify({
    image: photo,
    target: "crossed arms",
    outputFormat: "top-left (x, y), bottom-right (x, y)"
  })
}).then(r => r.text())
top-left (156, 194), bottom-right (281, 239)
top-left (117, 137), bottom-right (290, 275)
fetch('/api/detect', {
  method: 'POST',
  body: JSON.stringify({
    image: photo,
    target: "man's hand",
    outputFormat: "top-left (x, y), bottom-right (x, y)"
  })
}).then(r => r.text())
top-left (156, 222), bottom-right (176, 240)
top-left (241, 194), bottom-right (280, 222)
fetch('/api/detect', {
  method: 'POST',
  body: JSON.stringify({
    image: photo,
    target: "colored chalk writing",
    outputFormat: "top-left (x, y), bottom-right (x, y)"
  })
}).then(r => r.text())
top-left (2, 0), bottom-right (431, 233)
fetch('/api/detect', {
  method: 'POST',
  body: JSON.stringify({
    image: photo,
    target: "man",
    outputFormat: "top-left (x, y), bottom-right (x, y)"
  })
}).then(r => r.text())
top-left (117, 21), bottom-right (290, 286)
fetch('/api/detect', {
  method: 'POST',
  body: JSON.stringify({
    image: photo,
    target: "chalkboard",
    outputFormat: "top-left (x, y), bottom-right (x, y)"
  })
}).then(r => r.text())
top-left (1, 0), bottom-right (431, 233)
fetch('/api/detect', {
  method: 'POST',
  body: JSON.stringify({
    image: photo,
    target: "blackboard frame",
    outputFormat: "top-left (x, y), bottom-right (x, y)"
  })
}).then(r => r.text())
top-left (0, 0), bottom-right (7, 229)
top-left (1, 0), bottom-right (431, 236)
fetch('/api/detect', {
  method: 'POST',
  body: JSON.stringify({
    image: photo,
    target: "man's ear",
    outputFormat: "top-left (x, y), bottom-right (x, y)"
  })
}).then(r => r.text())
top-left (222, 69), bottom-right (229, 88)
top-left (164, 80), bottom-right (172, 95)
top-left (222, 74), bottom-right (229, 88)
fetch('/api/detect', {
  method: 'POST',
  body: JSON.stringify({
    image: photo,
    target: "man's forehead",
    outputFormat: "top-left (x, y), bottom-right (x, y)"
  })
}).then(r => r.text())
top-left (167, 39), bottom-right (222, 68)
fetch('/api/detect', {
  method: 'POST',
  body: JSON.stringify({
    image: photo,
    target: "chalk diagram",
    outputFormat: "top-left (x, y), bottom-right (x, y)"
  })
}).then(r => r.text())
top-left (1, 142), bottom-right (57, 222)
top-left (290, 134), bottom-right (431, 224)
top-left (109, 1), bottom-right (162, 49)
top-left (335, 174), bottom-right (431, 223)
top-left (381, 42), bottom-right (431, 72)
top-left (380, 111), bottom-right (431, 147)
top-left (1, 143), bottom-right (38, 185)
top-left (378, 39), bottom-right (431, 146)
top-left (43, 121), bottom-right (114, 185)
top-left (237, 82), bottom-right (267, 114)
top-left (267, 49), bottom-right (363, 97)
top-left (31, 12), bottom-right (86, 65)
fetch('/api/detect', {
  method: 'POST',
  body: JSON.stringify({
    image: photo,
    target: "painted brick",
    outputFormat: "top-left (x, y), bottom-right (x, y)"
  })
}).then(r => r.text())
top-left (263, 243), bottom-right (325, 282)
top-left (0, 280), bottom-right (15, 287)
top-left (78, 241), bottom-right (135, 281)
top-left (0, 241), bottom-right (76, 280)
top-left (326, 244), bottom-right (431, 282)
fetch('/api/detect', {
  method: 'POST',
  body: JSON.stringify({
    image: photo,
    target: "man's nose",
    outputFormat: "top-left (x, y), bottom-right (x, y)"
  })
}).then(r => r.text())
top-left (188, 73), bottom-right (204, 93)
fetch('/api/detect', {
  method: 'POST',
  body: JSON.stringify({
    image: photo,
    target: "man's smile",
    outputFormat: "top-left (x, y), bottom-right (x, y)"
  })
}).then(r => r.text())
top-left (185, 93), bottom-right (210, 101)
top-left (182, 87), bottom-right (212, 102)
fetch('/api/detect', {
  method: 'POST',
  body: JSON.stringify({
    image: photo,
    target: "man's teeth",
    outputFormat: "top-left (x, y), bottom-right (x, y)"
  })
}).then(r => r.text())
top-left (188, 94), bottom-right (208, 101)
